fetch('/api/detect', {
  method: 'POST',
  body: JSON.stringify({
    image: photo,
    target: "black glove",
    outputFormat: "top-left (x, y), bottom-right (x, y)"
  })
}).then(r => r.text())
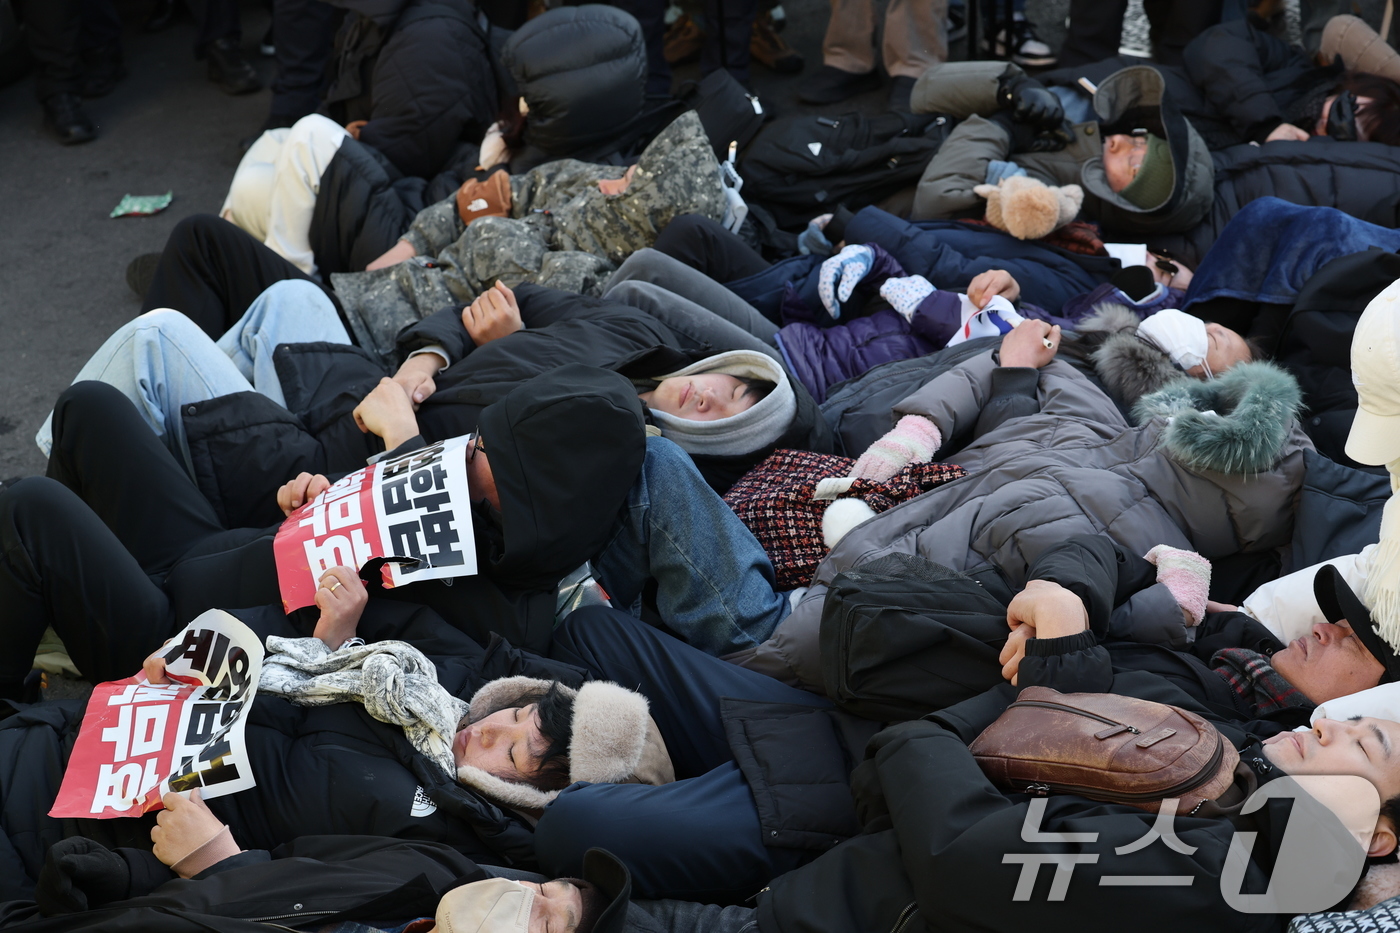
top-left (998, 69), bottom-right (1064, 128)
top-left (990, 113), bottom-right (1073, 154)
top-left (35, 838), bottom-right (131, 916)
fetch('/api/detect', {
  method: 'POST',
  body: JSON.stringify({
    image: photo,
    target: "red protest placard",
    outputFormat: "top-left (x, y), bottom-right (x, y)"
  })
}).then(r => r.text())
top-left (274, 435), bottom-right (477, 611)
top-left (49, 611), bottom-right (263, 819)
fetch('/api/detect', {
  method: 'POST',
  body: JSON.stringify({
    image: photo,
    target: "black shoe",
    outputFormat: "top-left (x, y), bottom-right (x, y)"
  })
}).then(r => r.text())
top-left (145, 0), bottom-right (178, 32)
top-left (126, 253), bottom-right (162, 301)
top-left (42, 93), bottom-right (97, 145)
top-left (259, 25), bottom-right (275, 57)
top-left (796, 65), bottom-right (881, 105)
top-left (206, 38), bottom-right (263, 95)
top-left (79, 42), bottom-right (128, 98)
top-left (888, 75), bottom-right (915, 112)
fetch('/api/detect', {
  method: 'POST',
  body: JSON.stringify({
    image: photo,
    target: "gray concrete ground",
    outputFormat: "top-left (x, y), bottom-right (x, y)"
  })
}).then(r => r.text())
top-left (0, 0), bottom-right (273, 484)
top-left (0, 0), bottom-right (1089, 489)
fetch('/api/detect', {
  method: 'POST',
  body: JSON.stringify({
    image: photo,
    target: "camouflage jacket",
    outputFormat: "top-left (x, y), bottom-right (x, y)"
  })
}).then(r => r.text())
top-left (330, 111), bottom-right (725, 362)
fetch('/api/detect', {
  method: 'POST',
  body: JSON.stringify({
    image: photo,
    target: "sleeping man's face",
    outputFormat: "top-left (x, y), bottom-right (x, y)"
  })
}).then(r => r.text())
top-left (640, 373), bottom-right (760, 421)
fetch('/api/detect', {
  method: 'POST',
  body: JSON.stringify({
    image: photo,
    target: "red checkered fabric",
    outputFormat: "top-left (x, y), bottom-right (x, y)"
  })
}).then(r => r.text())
top-left (723, 449), bottom-right (968, 589)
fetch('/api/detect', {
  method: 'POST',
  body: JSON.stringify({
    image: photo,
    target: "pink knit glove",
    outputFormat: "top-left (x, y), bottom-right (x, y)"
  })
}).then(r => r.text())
top-left (1144, 544), bottom-right (1212, 626)
top-left (851, 415), bottom-right (943, 482)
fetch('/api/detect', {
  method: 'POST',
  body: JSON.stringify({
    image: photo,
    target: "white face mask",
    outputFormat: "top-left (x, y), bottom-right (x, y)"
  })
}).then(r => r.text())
top-left (1137, 308), bottom-right (1211, 378)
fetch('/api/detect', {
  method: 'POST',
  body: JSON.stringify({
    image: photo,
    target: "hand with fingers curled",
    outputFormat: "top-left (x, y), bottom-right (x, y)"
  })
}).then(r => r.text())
top-left (313, 566), bottom-right (369, 650)
top-left (392, 352), bottom-right (444, 407)
top-left (151, 790), bottom-right (242, 878)
top-left (353, 378), bottom-right (421, 450)
top-left (998, 319), bottom-right (1060, 369)
top-left (462, 281), bottom-right (524, 346)
top-left (277, 472), bottom-right (331, 516)
top-left (966, 269), bottom-right (1021, 309)
top-left (998, 579), bottom-right (1091, 684)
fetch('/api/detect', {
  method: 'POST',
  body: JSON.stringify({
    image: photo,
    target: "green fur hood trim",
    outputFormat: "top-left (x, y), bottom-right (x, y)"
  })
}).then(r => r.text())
top-left (1132, 361), bottom-right (1302, 474)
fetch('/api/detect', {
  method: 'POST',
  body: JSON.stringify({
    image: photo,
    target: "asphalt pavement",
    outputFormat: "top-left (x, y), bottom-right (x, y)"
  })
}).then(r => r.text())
top-left (0, 0), bottom-right (1075, 485)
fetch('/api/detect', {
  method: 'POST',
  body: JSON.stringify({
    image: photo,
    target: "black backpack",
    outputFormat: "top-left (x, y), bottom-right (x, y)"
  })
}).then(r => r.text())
top-left (820, 553), bottom-right (1013, 722)
top-left (737, 110), bottom-right (953, 230)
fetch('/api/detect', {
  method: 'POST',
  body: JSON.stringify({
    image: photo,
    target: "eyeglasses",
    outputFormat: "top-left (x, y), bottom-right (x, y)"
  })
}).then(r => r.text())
top-left (467, 434), bottom-right (486, 462)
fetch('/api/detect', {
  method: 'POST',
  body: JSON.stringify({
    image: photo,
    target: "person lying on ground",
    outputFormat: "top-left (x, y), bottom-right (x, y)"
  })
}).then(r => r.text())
top-left (335, 111), bottom-right (725, 361)
top-left (641, 210), bottom-right (1117, 320)
top-left (1056, 305), bottom-right (1258, 416)
top-left (1, 833), bottom-right (628, 933)
top-left (37, 276), bottom-right (828, 497)
top-left (740, 318), bottom-right (1313, 689)
top-left (209, 7), bottom-right (666, 281)
top-left (27, 369), bottom-right (799, 670)
top-left (126, 111), bottom-right (721, 346)
top-left (910, 53), bottom-right (1400, 268)
top-left (0, 446), bottom-right (856, 903)
top-left (1040, 17), bottom-right (1400, 151)
top-left (24, 366), bottom-right (646, 659)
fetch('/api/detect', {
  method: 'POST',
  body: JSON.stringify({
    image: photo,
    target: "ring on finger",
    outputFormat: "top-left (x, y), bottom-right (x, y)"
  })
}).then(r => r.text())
top-left (324, 579), bottom-right (343, 593)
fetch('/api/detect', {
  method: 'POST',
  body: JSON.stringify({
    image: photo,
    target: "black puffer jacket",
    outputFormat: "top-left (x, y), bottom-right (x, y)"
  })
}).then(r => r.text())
top-left (1149, 137), bottom-right (1400, 266)
top-left (323, 0), bottom-right (502, 180)
top-left (308, 138), bottom-right (478, 277)
top-left (501, 5), bottom-right (648, 171)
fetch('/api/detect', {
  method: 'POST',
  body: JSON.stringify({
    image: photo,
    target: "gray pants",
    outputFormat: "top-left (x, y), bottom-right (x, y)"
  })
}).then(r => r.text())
top-left (604, 248), bottom-right (783, 364)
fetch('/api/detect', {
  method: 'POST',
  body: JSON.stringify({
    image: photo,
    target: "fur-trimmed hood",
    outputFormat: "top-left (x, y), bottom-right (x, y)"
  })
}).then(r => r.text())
top-left (1076, 303), bottom-right (1188, 406)
top-left (1133, 361), bottom-right (1303, 474)
top-left (455, 676), bottom-right (674, 811)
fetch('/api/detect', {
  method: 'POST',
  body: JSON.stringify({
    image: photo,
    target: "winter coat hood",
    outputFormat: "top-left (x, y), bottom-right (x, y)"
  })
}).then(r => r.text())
top-left (502, 5), bottom-right (647, 158)
top-left (1080, 66), bottom-right (1215, 235)
top-left (455, 675), bottom-right (670, 811)
top-left (477, 364), bottom-right (646, 591)
top-left (1133, 360), bottom-right (1303, 474)
top-left (1078, 303), bottom-right (1189, 406)
top-left (646, 350), bottom-right (797, 458)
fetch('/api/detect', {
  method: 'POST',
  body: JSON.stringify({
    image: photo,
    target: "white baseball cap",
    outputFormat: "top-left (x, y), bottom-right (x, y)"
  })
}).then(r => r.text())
top-left (1345, 278), bottom-right (1400, 466)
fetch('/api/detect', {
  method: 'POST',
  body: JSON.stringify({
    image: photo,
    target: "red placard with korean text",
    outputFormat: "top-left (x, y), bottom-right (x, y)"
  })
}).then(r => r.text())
top-left (49, 610), bottom-right (263, 819)
top-left (273, 435), bottom-right (477, 612)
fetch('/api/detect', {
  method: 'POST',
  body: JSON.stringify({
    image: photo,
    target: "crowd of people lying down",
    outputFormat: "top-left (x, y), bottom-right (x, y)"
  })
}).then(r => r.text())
top-left (12, 3), bottom-right (1400, 932)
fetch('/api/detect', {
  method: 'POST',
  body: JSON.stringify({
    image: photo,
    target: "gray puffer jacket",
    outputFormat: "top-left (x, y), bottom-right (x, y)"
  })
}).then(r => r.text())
top-left (740, 351), bottom-right (1314, 690)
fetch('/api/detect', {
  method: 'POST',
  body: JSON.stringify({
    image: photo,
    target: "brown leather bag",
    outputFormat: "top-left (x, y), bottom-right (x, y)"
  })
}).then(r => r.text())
top-left (969, 686), bottom-right (1240, 814)
top-left (455, 169), bottom-right (512, 226)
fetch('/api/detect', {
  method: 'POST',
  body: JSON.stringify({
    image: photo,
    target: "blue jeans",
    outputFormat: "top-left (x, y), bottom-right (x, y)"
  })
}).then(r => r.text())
top-left (36, 279), bottom-right (349, 461)
top-left (538, 607), bottom-right (829, 901)
top-left (589, 437), bottom-right (790, 658)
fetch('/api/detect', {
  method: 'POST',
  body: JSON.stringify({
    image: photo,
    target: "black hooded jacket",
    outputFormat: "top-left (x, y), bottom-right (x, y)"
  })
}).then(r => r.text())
top-left (321, 0), bottom-right (502, 180)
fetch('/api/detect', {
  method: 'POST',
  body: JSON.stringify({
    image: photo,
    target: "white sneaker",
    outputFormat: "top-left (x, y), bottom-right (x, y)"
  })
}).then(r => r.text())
top-left (989, 15), bottom-right (1058, 68)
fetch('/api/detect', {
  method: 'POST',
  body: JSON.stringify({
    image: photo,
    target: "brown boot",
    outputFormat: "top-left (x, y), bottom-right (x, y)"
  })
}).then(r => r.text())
top-left (664, 14), bottom-right (704, 65)
top-left (750, 10), bottom-right (802, 73)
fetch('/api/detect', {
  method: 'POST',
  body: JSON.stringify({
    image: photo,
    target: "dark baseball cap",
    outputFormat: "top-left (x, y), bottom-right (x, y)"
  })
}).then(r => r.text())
top-left (1314, 565), bottom-right (1400, 683)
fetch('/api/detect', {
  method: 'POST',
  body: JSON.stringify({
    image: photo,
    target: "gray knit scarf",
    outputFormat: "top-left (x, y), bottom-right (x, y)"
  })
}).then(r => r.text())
top-left (258, 637), bottom-right (466, 775)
